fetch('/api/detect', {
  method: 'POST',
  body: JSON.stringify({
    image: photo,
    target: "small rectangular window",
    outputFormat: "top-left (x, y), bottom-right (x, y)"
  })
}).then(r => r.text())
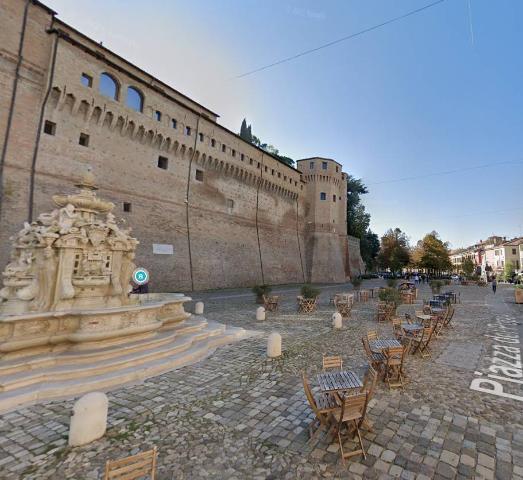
top-left (249, 158), bottom-right (253, 165)
top-left (241, 154), bottom-right (244, 161)
top-left (172, 119), bottom-right (177, 129)
top-left (264, 166), bottom-right (268, 172)
top-left (232, 149), bottom-right (236, 157)
top-left (43, 120), bottom-right (56, 135)
top-left (211, 139), bottom-right (216, 147)
top-left (257, 162), bottom-right (260, 169)
top-left (227, 198), bottom-right (234, 213)
top-left (195, 169), bottom-right (204, 182)
top-left (335, 166), bottom-right (339, 173)
top-left (320, 192), bottom-right (326, 201)
top-left (322, 161), bottom-right (328, 170)
top-left (199, 133), bottom-right (204, 142)
top-left (277, 172), bottom-right (281, 178)
top-left (222, 144), bottom-right (226, 153)
top-left (155, 111), bottom-right (162, 121)
top-left (333, 194), bottom-right (336, 202)
top-left (310, 161), bottom-right (314, 169)
top-left (81, 73), bottom-right (93, 88)
top-left (185, 126), bottom-right (191, 136)
top-left (271, 169), bottom-right (274, 175)
top-left (123, 202), bottom-right (132, 212)
top-left (158, 156), bottom-right (168, 170)
top-left (79, 133), bottom-right (89, 147)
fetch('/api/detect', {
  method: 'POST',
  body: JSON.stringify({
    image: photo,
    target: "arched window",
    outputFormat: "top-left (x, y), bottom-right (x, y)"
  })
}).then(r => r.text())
top-left (126, 86), bottom-right (143, 112)
top-left (99, 73), bottom-right (119, 100)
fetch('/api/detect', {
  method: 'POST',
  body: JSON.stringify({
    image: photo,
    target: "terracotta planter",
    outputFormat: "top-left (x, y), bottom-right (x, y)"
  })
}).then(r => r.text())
top-left (515, 289), bottom-right (523, 304)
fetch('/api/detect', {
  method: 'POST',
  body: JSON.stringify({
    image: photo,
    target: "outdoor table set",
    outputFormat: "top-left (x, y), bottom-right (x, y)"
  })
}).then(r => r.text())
top-left (316, 370), bottom-right (363, 394)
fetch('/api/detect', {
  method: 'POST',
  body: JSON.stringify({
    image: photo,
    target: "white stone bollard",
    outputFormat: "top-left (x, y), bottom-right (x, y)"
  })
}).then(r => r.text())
top-left (267, 332), bottom-right (282, 358)
top-left (256, 306), bottom-right (266, 321)
top-left (68, 392), bottom-right (108, 447)
top-left (194, 301), bottom-right (204, 315)
top-left (332, 312), bottom-right (343, 329)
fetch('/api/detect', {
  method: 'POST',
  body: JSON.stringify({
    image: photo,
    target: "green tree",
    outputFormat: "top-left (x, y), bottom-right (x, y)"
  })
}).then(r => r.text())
top-left (360, 230), bottom-right (380, 271)
top-left (503, 261), bottom-right (515, 281)
top-left (461, 257), bottom-right (475, 279)
top-left (346, 176), bottom-right (369, 238)
top-left (378, 228), bottom-right (411, 274)
top-left (240, 120), bottom-right (294, 166)
top-left (239, 118), bottom-right (252, 142)
top-left (416, 231), bottom-right (452, 274)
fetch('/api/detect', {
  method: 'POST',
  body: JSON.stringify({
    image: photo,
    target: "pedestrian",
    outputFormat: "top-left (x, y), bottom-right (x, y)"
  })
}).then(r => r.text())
top-left (492, 278), bottom-right (497, 294)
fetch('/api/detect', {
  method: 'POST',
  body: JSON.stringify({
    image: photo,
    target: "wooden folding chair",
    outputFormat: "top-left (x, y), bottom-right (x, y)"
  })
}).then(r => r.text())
top-left (383, 346), bottom-right (406, 390)
top-left (366, 330), bottom-right (378, 342)
top-left (331, 392), bottom-right (368, 462)
top-left (322, 354), bottom-right (343, 371)
top-left (262, 294), bottom-right (279, 312)
top-left (302, 372), bottom-right (337, 441)
top-left (360, 366), bottom-right (378, 432)
top-left (105, 447), bottom-right (158, 480)
top-left (361, 337), bottom-right (385, 374)
top-left (391, 317), bottom-right (404, 341)
top-left (297, 296), bottom-right (317, 313)
top-left (411, 326), bottom-right (434, 358)
top-left (443, 305), bottom-right (455, 328)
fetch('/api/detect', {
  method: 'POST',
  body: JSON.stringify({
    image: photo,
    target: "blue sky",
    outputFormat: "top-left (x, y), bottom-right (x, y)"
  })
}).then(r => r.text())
top-left (46, 0), bottom-right (523, 248)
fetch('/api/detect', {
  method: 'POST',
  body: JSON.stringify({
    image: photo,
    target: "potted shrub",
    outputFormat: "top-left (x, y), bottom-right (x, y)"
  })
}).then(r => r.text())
top-left (515, 285), bottom-right (523, 304)
top-left (252, 285), bottom-right (272, 304)
top-left (386, 278), bottom-right (397, 288)
top-left (378, 287), bottom-right (400, 313)
top-left (430, 280), bottom-right (444, 294)
top-left (301, 284), bottom-right (321, 299)
top-left (351, 277), bottom-right (362, 290)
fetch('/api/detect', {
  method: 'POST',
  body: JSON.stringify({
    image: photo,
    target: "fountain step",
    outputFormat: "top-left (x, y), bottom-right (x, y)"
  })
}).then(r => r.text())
top-left (0, 321), bottom-right (251, 413)
top-left (0, 316), bottom-right (210, 376)
top-left (0, 319), bottom-right (227, 391)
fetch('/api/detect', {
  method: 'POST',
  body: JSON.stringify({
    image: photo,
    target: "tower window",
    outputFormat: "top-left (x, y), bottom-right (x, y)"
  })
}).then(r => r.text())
top-left (310, 161), bottom-right (314, 169)
top-left (185, 126), bottom-right (191, 136)
top-left (199, 133), bottom-right (204, 142)
top-left (43, 120), bottom-right (56, 135)
top-left (123, 202), bottom-right (132, 212)
top-left (227, 198), bottom-right (234, 213)
top-left (232, 149), bottom-right (236, 157)
top-left (320, 192), bottom-right (326, 201)
top-left (241, 154), bottom-right (244, 161)
top-left (155, 110), bottom-right (162, 121)
top-left (333, 194), bottom-right (336, 202)
top-left (158, 156), bottom-right (168, 170)
top-left (211, 138), bottom-right (216, 147)
top-left (172, 119), bottom-right (177, 129)
top-left (79, 133), bottom-right (90, 147)
top-left (249, 158), bottom-right (253, 165)
top-left (222, 144), bottom-right (226, 153)
top-left (195, 169), bottom-right (204, 182)
top-left (81, 73), bottom-right (93, 88)
top-left (322, 161), bottom-right (328, 170)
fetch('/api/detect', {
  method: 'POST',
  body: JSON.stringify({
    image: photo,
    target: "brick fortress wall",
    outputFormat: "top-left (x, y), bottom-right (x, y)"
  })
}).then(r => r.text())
top-left (0, 0), bottom-right (355, 291)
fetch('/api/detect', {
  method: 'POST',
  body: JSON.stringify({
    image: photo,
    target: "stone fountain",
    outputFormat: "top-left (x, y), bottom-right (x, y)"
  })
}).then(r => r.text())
top-left (0, 172), bottom-right (248, 412)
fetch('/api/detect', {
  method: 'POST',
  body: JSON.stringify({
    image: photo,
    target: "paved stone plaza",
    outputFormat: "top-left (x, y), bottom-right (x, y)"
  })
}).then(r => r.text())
top-left (0, 281), bottom-right (522, 479)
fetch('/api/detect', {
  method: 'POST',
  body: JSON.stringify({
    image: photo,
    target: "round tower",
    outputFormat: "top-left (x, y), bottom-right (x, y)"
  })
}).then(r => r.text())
top-left (296, 157), bottom-right (348, 283)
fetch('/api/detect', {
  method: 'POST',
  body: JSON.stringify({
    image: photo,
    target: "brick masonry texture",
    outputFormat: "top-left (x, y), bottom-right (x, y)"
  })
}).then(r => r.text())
top-left (0, 0), bottom-right (364, 292)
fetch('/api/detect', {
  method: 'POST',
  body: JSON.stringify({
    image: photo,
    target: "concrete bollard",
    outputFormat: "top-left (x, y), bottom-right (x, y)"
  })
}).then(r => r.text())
top-left (68, 392), bottom-right (108, 447)
top-left (256, 306), bottom-right (266, 321)
top-left (194, 301), bottom-right (204, 315)
top-left (332, 312), bottom-right (343, 329)
top-left (267, 332), bottom-right (282, 358)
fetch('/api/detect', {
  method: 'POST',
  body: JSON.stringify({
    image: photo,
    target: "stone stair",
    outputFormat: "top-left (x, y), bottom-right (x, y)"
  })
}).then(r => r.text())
top-left (0, 317), bottom-right (249, 413)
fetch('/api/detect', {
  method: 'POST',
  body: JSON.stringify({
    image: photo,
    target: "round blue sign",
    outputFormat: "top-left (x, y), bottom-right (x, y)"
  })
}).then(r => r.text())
top-left (132, 267), bottom-right (149, 285)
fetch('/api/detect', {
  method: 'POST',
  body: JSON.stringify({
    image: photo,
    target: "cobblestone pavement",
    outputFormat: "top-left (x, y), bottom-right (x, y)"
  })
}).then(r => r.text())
top-left (1, 281), bottom-right (522, 479)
